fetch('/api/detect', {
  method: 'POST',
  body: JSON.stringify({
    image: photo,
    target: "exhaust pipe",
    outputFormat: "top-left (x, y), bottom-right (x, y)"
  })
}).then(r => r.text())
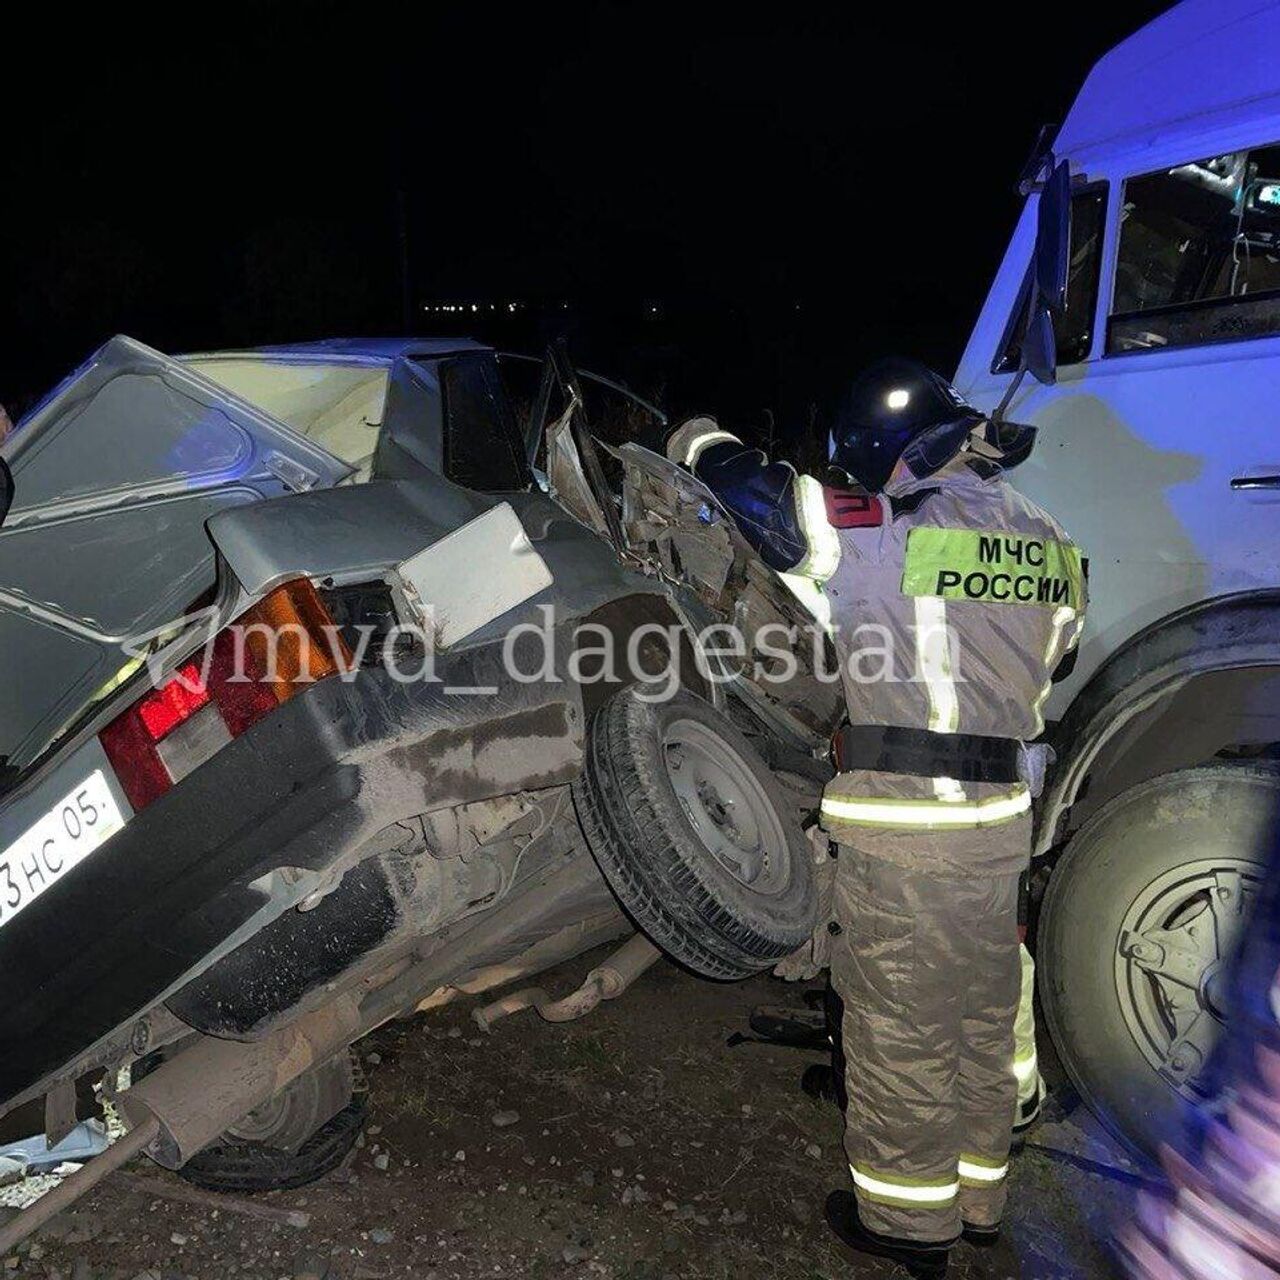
top-left (473, 933), bottom-right (661, 1031)
top-left (0, 1116), bottom-right (160, 1256)
top-left (0, 996), bottom-right (362, 1254)
top-left (117, 996), bottom-right (362, 1169)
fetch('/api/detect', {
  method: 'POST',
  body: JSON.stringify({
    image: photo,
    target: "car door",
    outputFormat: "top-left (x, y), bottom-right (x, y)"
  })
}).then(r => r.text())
top-left (500, 348), bottom-right (842, 747)
top-left (0, 335), bottom-right (354, 775)
top-left (613, 442), bottom-right (844, 746)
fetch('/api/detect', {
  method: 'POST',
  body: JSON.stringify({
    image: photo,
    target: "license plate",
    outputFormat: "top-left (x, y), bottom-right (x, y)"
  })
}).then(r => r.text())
top-left (0, 770), bottom-right (126, 931)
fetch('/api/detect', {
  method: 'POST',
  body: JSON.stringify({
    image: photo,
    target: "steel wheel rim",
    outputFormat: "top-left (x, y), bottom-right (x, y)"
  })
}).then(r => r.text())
top-left (1113, 855), bottom-right (1263, 1099)
top-left (662, 718), bottom-right (788, 893)
top-left (227, 1073), bottom-right (317, 1146)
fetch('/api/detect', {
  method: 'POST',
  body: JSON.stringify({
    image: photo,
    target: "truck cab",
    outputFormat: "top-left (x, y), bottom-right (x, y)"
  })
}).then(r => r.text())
top-left (956, 0), bottom-right (1280, 1154)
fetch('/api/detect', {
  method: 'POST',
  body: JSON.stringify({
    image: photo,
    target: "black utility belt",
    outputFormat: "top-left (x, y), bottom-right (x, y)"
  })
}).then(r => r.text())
top-left (835, 724), bottom-right (1022, 785)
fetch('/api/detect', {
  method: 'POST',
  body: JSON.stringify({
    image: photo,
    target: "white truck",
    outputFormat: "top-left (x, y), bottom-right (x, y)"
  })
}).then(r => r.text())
top-left (956, 0), bottom-right (1280, 1153)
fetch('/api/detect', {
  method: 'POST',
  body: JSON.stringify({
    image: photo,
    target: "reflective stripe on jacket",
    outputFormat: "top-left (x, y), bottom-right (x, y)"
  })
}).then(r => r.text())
top-left (664, 417), bottom-right (841, 581)
top-left (664, 417), bottom-right (1086, 857)
top-left (819, 456), bottom-right (1084, 855)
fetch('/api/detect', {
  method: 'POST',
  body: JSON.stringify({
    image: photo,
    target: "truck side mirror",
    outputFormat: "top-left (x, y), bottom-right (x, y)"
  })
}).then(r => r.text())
top-left (1036, 159), bottom-right (1072, 314)
top-left (1020, 309), bottom-right (1058, 389)
top-left (1020, 157), bottom-right (1073, 387)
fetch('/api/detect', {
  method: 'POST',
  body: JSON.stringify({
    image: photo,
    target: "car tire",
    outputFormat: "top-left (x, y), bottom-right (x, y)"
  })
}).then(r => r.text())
top-left (173, 1051), bottom-right (365, 1193)
top-left (1038, 765), bottom-right (1278, 1157)
top-left (572, 686), bottom-right (818, 980)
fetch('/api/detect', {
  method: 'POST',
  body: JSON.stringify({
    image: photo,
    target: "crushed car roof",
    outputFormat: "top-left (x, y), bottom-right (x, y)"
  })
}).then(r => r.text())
top-left (187, 336), bottom-right (492, 365)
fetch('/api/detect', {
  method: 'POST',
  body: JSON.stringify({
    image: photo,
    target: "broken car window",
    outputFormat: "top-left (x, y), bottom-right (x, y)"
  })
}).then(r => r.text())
top-left (441, 355), bottom-right (531, 493)
top-left (185, 358), bottom-right (388, 477)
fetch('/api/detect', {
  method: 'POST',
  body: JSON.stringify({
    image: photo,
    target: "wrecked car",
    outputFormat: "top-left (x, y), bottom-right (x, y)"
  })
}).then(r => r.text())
top-left (0, 335), bottom-right (840, 1227)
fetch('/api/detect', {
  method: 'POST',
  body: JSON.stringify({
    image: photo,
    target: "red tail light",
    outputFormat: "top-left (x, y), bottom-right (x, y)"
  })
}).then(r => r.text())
top-left (137, 663), bottom-right (210, 741)
top-left (101, 580), bottom-right (351, 812)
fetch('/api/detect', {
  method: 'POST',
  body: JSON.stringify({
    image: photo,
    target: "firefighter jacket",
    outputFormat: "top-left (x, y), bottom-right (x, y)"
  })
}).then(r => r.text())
top-left (666, 417), bottom-right (1086, 875)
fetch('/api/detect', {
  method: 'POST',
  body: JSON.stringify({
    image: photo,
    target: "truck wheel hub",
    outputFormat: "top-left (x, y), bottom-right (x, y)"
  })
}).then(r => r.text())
top-left (1114, 859), bottom-right (1260, 1097)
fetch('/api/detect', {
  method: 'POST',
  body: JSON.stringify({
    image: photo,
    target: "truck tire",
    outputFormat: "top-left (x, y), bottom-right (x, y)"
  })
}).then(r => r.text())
top-left (1038, 766), bottom-right (1277, 1156)
top-left (139, 1050), bottom-right (366, 1193)
top-left (572, 686), bottom-right (818, 980)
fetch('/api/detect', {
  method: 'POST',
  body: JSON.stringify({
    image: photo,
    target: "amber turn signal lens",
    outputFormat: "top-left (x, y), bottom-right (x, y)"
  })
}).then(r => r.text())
top-left (101, 578), bottom-right (356, 812)
top-left (235, 578), bottom-right (354, 705)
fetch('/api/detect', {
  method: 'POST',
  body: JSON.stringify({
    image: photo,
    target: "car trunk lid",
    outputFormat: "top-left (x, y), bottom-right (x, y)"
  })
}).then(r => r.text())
top-left (0, 335), bottom-right (353, 777)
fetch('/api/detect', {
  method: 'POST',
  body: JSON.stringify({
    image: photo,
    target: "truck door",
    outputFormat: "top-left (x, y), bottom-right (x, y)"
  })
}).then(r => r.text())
top-left (960, 139), bottom-right (1280, 711)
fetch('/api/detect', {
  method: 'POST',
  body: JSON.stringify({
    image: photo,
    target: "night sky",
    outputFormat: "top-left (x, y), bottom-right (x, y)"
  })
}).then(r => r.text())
top-left (3, 2), bottom-right (1169, 450)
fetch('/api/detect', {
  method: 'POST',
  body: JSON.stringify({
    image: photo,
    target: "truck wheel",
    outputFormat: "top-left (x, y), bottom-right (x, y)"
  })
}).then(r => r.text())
top-left (1038, 766), bottom-right (1276, 1156)
top-left (572, 686), bottom-right (818, 980)
top-left (177, 1051), bottom-right (365, 1193)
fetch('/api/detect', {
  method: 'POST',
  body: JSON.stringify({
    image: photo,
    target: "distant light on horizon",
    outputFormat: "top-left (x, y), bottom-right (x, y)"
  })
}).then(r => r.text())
top-left (421, 300), bottom-right (525, 314)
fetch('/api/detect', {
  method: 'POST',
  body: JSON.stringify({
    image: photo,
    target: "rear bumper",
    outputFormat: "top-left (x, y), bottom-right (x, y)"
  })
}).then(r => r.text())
top-left (0, 646), bottom-right (582, 1108)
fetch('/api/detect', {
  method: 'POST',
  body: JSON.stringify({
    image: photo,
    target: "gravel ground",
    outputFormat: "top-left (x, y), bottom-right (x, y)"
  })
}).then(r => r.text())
top-left (0, 950), bottom-right (1141, 1280)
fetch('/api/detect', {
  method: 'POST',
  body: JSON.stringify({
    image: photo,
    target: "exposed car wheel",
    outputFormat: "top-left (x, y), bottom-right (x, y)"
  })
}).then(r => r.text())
top-left (572, 686), bottom-right (818, 979)
top-left (171, 1051), bottom-right (365, 1193)
top-left (1038, 766), bottom-right (1276, 1157)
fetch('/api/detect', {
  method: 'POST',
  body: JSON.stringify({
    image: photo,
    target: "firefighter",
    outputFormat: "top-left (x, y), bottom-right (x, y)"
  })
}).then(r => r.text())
top-left (778, 939), bottom-right (1045, 1153)
top-left (667, 359), bottom-right (1084, 1277)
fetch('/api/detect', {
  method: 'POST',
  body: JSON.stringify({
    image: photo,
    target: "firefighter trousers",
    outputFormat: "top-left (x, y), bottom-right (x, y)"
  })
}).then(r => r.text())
top-left (831, 844), bottom-right (1021, 1242)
